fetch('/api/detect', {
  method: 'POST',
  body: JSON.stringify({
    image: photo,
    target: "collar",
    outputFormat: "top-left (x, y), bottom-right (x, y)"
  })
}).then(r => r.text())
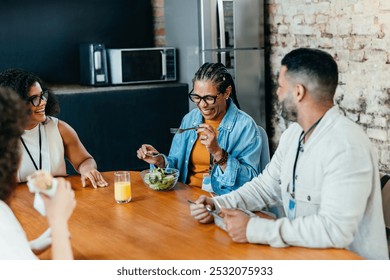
top-left (297, 105), bottom-right (339, 145)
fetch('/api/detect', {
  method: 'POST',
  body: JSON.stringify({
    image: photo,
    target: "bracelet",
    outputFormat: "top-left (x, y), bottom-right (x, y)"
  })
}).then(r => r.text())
top-left (213, 149), bottom-right (228, 166)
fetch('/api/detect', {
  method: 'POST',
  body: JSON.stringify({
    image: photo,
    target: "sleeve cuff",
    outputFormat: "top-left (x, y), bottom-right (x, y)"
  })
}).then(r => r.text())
top-left (246, 217), bottom-right (288, 248)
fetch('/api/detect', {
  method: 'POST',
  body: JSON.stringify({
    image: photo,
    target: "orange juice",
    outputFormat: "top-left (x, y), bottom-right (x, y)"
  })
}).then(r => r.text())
top-left (114, 181), bottom-right (131, 203)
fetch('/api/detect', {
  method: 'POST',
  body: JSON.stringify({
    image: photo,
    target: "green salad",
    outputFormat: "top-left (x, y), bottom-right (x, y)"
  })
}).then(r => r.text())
top-left (144, 168), bottom-right (177, 190)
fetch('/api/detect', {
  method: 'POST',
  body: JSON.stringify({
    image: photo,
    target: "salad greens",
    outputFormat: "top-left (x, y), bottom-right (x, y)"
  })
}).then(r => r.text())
top-left (143, 168), bottom-right (178, 190)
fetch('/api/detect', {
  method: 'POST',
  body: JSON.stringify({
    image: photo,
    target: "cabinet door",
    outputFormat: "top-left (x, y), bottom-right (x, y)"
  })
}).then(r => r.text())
top-left (56, 84), bottom-right (189, 173)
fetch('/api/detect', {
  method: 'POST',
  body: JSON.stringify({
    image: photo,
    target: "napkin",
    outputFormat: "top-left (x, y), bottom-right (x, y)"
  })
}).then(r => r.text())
top-left (27, 170), bottom-right (58, 216)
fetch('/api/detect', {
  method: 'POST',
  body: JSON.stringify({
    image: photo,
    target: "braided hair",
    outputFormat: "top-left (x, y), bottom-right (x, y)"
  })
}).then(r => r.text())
top-left (192, 62), bottom-right (240, 109)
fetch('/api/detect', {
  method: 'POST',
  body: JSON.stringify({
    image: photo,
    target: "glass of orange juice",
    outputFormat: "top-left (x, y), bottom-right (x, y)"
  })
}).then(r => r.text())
top-left (114, 171), bottom-right (131, 204)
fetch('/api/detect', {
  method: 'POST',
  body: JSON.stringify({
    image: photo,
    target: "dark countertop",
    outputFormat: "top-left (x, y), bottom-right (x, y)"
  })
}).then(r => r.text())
top-left (49, 82), bottom-right (188, 94)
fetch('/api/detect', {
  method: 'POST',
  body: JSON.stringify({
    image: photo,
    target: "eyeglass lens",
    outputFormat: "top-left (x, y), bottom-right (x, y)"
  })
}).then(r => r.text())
top-left (188, 92), bottom-right (219, 105)
top-left (30, 91), bottom-right (49, 107)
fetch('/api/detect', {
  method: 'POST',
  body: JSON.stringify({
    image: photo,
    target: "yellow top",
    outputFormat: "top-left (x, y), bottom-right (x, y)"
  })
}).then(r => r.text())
top-left (187, 118), bottom-right (222, 187)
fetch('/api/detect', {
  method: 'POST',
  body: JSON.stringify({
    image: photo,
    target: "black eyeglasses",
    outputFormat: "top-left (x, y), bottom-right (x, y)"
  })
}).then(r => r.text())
top-left (188, 90), bottom-right (221, 105)
top-left (27, 90), bottom-right (49, 107)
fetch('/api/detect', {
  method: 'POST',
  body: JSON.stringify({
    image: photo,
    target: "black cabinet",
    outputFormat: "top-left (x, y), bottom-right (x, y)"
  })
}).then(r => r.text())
top-left (54, 83), bottom-right (189, 173)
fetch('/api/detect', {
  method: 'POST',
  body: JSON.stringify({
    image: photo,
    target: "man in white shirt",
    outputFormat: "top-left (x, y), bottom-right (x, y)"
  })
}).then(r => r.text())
top-left (190, 48), bottom-right (389, 260)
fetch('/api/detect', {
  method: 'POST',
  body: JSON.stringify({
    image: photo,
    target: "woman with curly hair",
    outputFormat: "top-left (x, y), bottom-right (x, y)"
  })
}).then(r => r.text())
top-left (0, 69), bottom-right (107, 188)
top-left (0, 87), bottom-right (76, 259)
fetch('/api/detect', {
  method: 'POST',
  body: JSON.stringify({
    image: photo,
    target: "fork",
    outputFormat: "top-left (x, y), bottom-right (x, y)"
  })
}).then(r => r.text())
top-left (170, 126), bottom-right (199, 134)
top-left (187, 200), bottom-right (213, 212)
top-left (146, 152), bottom-right (163, 157)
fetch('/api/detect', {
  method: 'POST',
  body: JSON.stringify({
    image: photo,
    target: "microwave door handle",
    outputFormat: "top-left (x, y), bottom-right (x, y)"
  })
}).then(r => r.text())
top-left (217, 0), bottom-right (227, 65)
top-left (161, 50), bottom-right (167, 80)
top-left (94, 50), bottom-right (102, 70)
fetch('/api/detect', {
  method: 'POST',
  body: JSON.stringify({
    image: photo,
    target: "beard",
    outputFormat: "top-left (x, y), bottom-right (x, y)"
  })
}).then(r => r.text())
top-left (279, 93), bottom-right (298, 122)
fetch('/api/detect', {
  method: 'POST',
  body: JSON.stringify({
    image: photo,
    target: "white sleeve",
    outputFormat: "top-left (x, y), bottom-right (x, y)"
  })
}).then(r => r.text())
top-left (0, 203), bottom-right (38, 260)
top-left (246, 144), bottom-right (374, 249)
top-left (214, 130), bottom-right (286, 211)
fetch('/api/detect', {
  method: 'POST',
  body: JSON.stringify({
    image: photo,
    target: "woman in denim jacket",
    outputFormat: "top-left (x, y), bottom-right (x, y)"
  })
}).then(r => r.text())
top-left (137, 63), bottom-right (264, 195)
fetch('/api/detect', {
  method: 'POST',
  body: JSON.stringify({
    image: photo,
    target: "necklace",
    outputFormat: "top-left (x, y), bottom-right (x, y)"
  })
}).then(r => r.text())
top-left (20, 124), bottom-right (42, 170)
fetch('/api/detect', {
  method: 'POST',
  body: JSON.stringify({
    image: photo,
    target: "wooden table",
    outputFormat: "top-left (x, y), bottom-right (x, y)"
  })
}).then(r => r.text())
top-left (9, 171), bottom-right (363, 260)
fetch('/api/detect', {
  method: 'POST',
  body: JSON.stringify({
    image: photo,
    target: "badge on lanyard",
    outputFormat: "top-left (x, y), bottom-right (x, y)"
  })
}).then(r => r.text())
top-left (288, 196), bottom-right (296, 220)
top-left (202, 153), bottom-right (214, 192)
top-left (201, 173), bottom-right (213, 192)
top-left (286, 182), bottom-right (296, 220)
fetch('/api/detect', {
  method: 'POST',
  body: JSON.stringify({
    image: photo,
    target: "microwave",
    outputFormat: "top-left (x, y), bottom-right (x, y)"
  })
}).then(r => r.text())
top-left (107, 47), bottom-right (176, 85)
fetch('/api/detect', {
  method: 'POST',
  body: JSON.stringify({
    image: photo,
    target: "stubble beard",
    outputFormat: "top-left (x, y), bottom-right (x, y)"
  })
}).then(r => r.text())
top-left (280, 94), bottom-right (298, 123)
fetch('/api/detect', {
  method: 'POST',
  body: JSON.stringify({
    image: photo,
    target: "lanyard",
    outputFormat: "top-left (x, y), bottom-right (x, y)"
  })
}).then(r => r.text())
top-left (291, 117), bottom-right (323, 197)
top-left (20, 124), bottom-right (42, 170)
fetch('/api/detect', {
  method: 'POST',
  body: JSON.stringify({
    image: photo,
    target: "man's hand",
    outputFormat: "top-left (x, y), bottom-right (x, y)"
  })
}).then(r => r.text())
top-left (221, 208), bottom-right (250, 243)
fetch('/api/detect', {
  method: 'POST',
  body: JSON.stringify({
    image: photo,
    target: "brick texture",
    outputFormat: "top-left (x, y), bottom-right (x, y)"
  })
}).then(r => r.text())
top-left (266, 0), bottom-right (390, 173)
top-left (151, 0), bottom-right (165, 46)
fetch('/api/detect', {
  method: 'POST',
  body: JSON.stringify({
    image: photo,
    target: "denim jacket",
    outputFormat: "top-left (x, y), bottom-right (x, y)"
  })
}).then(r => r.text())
top-left (161, 100), bottom-right (263, 195)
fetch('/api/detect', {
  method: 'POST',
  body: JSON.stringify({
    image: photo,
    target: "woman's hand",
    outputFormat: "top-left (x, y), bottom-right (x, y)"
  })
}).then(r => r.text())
top-left (80, 168), bottom-right (108, 188)
top-left (42, 177), bottom-right (75, 259)
top-left (189, 195), bottom-right (215, 224)
top-left (42, 178), bottom-right (76, 227)
top-left (136, 144), bottom-right (165, 167)
top-left (197, 124), bottom-right (225, 165)
top-left (78, 159), bottom-right (108, 188)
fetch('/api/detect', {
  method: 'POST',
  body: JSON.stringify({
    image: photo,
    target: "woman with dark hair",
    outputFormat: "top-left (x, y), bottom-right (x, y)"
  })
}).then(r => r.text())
top-left (0, 87), bottom-right (75, 259)
top-left (137, 63), bottom-right (264, 195)
top-left (0, 69), bottom-right (107, 188)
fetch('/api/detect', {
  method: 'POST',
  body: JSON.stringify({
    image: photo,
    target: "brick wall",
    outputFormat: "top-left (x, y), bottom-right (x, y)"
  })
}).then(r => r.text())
top-left (266, 0), bottom-right (390, 173)
top-left (152, 0), bottom-right (390, 173)
top-left (152, 0), bottom-right (165, 46)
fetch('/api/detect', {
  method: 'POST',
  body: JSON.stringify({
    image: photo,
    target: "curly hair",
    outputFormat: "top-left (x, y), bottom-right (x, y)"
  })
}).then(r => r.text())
top-left (192, 62), bottom-right (240, 109)
top-left (0, 68), bottom-right (60, 117)
top-left (0, 87), bottom-right (28, 201)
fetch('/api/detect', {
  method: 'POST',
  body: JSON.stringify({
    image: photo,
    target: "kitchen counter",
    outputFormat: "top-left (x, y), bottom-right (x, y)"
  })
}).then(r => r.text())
top-left (50, 82), bottom-right (186, 94)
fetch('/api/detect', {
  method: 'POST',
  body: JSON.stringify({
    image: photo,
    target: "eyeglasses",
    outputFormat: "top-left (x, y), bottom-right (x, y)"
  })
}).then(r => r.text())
top-left (188, 90), bottom-right (221, 105)
top-left (27, 90), bottom-right (49, 107)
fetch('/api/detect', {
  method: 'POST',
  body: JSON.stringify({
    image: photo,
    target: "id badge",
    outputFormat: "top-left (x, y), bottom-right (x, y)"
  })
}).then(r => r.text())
top-left (287, 196), bottom-right (296, 220)
top-left (201, 173), bottom-right (213, 192)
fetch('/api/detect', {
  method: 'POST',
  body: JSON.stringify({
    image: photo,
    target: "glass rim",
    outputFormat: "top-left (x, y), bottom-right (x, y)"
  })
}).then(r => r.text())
top-left (114, 171), bottom-right (130, 174)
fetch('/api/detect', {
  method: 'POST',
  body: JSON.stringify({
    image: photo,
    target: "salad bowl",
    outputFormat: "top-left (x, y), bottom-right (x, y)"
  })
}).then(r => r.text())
top-left (140, 168), bottom-right (179, 191)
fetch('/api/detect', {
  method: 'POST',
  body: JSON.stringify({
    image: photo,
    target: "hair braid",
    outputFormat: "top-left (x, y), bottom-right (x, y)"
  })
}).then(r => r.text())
top-left (193, 62), bottom-right (240, 109)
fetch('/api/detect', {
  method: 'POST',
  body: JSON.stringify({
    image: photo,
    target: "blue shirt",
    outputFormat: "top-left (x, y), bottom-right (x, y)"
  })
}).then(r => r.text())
top-left (162, 100), bottom-right (264, 195)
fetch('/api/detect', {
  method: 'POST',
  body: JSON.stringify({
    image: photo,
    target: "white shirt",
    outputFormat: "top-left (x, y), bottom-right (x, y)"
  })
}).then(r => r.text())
top-left (18, 117), bottom-right (67, 182)
top-left (215, 106), bottom-right (389, 260)
top-left (0, 201), bottom-right (38, 260)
